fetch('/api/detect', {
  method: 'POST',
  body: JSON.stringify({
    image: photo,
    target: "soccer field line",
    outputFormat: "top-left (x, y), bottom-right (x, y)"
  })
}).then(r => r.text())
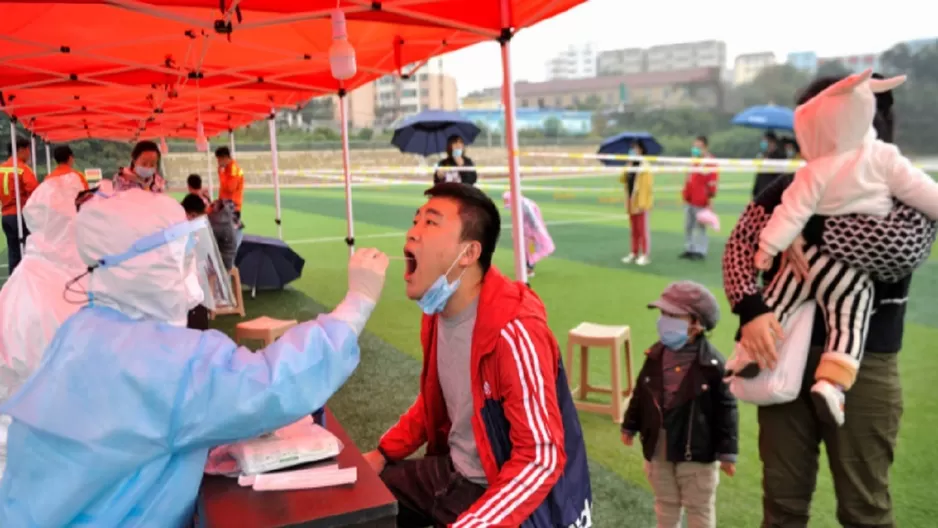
top-left (286, 212), bottom-right (626, 246)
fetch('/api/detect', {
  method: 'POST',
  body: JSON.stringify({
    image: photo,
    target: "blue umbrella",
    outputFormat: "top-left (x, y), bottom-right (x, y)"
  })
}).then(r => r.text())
top-left (597, 131), bottom-right (663, 167)
top-left (732, 105), bottom-right (794, 131)
top-left (391, 110), bottom-right (481, 156)
top-left (235, 235), bottom-right (305, 295)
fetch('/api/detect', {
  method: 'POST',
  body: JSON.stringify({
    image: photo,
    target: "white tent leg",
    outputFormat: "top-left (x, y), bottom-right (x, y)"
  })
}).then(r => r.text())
top-left (30, 134), bottom-right (37, 177)
top-left (339, 91), bottom-right (355, 258)
top-left (268, 112), bottom-right (283, 240)
top-left (44, 143), bottom-right (51, 177)
top-left (205, 142), bottom-right (214, 199)
top-left (498, 3), bottom-right (526, 283)
top-left (9, 124), bottom-right (24, 256)
top-left (229, 130), bottom-right (236, 158)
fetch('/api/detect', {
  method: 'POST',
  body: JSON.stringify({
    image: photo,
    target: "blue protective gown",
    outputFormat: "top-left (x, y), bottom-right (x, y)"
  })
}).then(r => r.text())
top-left (0, 305), bottom-right (361, 527)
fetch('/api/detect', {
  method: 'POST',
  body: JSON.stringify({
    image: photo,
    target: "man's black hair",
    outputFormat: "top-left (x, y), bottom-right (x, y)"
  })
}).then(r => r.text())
top-left (53, 145), bottom-right (74, 164)
top-left (796, 73), bottom-right (896, 144)
top-left (131, 140), bottom-right (160, 164)
top-left (181, 193), bottom-right (207, 216)
top-left (187, 173), bottom-right (203, 190)
top-left (215, 146), bottom-right (231, 158)
top-left (695, 135), bottom-right (708, 146)
top-left (763, 131), bottom-right (779, 142)
top-left (7, 137), bottom-right (29, 157)
top-left (424, 182), bottom-right (501, 274)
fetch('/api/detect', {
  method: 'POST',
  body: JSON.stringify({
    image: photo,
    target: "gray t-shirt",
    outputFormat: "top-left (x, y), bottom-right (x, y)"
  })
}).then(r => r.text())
top-left (436, 298), bottom-right (487, 485)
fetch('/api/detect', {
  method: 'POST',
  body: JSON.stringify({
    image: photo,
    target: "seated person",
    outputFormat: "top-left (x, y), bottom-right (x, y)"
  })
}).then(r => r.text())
top-left (364, 183), bottom-right (592, 528)
top-left (0, 188), bottom-right (390, 526)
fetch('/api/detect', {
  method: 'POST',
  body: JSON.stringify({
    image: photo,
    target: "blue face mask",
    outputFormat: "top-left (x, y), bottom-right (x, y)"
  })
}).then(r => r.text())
top-left (417, 246), bottom-right (469, 315)
top-left (760, 140), bottom-right (768, 151)
top-left (135, 166), bottom-right (156, 180)
top-left (657, 315), bottom-right (690, 350)
top-left (452, 148), bottom-right (463, 158)
top-left (629, 148), bottom-right (638, 156)
top-left (690, 146), bottom-right (702, 157)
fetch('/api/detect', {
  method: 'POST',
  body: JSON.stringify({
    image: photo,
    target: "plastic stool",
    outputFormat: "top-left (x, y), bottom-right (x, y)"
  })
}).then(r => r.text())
top-left (565, 322), bottom-right (634, 422)
top-left (235, 316), bottom-right (298, 347)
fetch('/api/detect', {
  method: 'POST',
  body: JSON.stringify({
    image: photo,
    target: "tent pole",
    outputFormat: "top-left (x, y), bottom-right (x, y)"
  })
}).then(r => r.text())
top-left (30, 134), bottom-right (37, 177)
top-left (498, 1), bottom-right (526, 283)
top-left (44, 142), bottom-right (51, 178)
top-left (206, 142), bottom-right (214, 200)
top-left (268, 111), bottom-right (283, 240)
top-left (339, 90), bottom-right (355, 258)
top-left (10, 122), bottom-right (24, 256)
top-left (229, 130), bottom-right (236, 158)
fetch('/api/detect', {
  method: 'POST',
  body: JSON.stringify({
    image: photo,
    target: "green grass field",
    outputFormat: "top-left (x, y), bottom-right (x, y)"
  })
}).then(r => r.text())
top-left (2, 171), bottom-right (936, 526)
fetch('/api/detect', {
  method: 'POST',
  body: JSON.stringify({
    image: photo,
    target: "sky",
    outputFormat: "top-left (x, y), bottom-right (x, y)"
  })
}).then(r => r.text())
top-left (438, 0), bottom-right (937, 96)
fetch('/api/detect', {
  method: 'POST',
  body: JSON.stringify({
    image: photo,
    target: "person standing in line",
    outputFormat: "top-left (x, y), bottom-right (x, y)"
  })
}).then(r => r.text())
top-left (751, 132), bottom-right (789, 199)
top-left (622, 281), bottom-right (737, 528)
top-left (0, 137), bottom-right (39, 272)
top-left (112, 140), bottom-right (166, 193)
top-left (434, 135), bottom-right (478, 186)
top-left (622, 140), bottom-right (654, 266)
top-left (186, 174), bottom-right (211, 206)
top-left (680, 136), bottom-right (718, 261)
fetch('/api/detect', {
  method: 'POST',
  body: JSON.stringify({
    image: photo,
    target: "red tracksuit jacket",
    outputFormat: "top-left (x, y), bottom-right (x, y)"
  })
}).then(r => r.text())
top-left (378, 267), bottom-right (567, 527)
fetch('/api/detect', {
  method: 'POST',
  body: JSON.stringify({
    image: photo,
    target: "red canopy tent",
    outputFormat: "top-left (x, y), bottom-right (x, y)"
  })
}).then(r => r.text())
top-left (0, 0), bottom-right (587, 280)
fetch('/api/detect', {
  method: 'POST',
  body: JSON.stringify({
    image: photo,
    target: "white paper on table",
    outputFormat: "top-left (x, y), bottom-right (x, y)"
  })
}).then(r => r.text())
top-left (229, 416), bottom-right (343, 475)
top-left (252, 466), bottom-right (358, 491)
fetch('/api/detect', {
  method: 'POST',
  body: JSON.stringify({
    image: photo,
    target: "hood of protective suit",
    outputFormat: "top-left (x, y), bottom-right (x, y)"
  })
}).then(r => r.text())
top-left (794, 68), bottom-right (906, 161)
top-left (75, 189), bottom-right (202, 327)
top-left (22, 173), bottom-right (86, 274)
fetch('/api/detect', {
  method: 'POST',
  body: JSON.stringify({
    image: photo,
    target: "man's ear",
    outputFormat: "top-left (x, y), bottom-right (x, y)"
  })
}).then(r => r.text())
top-left (461, 240), bottom-right (483, 267)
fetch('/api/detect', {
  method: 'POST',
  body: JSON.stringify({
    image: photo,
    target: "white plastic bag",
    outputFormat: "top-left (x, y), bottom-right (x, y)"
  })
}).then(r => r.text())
top-left (228, 416), bottom-right (343, 475)
top-left (727, 301), bottom-right (816, 406)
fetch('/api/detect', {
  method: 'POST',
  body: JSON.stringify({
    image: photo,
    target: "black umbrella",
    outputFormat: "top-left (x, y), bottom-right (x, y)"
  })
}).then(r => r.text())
top-left (235, 235), bottom-right (305, 297)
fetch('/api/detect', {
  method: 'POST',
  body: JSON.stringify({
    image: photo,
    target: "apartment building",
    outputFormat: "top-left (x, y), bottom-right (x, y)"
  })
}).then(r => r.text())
top-left (545, 43), bottom-right (597, 80)
top-left (645, 40), bottom-right (726, 72)
top-left (787, 50), bottom-right (880, 75)
top-left (733, 52), bottom-right (776, 85)
top-left (460, 87), bottom-right (502, 110)
top-left (515, 67), bottom-right (723, 111)
top-left (370, 60), bottom-right (459, 127)
top-left (596, 47), bottom-right (645, 76)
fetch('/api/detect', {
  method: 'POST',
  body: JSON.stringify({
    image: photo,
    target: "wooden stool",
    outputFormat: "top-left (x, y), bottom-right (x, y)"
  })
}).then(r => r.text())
top-left (212, 267), bottom-right (246, 318)
top-left (565, 322), bottom-right (634, 423)
top-left (235, 316), bottom-right (298, 347)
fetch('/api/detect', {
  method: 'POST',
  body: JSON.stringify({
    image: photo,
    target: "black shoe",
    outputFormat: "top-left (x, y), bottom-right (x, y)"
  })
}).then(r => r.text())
top-left (690, 252), bottom-right (705, 261)
top-left (679, 251), bottom-right (693, 259)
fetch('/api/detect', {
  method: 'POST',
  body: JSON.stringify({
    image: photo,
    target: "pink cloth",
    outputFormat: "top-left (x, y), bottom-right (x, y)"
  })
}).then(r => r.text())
top-left (503, 191), bottom-right (555, 265)
top-left (696, 207), bottom-right (721, 232)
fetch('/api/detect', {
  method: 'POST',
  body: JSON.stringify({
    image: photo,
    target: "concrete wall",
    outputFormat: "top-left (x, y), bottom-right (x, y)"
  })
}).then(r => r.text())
top-left (163, 145), bottom-right (599, 187)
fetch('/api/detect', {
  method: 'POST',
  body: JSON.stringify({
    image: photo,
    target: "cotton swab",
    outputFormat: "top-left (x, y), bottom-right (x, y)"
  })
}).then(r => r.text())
top-left (387, 256), bottom-right (414, 261)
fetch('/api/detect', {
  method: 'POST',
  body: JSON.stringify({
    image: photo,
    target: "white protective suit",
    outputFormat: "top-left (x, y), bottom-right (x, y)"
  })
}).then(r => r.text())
top-left (0, 173), bottom-right (88, 479)
top-left (0, 189), bottom-right (387, 526)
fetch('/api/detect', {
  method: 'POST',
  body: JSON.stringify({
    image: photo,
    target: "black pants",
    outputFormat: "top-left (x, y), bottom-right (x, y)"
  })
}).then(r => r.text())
top-left (380, 456), bottom-right (486, 528)
top-left (2, 215), bottom-right (29, 273)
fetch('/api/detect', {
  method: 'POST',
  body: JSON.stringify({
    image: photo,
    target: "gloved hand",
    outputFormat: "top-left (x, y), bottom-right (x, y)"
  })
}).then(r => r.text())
top-left (348, 248), bottom-right (389, 303)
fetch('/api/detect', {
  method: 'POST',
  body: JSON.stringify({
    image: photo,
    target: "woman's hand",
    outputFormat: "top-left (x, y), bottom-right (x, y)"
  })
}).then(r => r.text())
top-left (782, 235), bottom-right (810, 280)
top-left (739, 312), bottom-right (784, 370)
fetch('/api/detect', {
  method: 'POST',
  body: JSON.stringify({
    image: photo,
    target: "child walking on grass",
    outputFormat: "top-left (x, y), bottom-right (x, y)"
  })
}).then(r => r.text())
top-left (621, 281), bottom-right (739, 528)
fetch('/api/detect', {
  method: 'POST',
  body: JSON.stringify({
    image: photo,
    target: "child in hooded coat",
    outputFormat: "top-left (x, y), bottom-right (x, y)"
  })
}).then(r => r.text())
top-left (502, 191), bottom-right (555, 277)
top-left (748, 69), bottom-right (938, 426)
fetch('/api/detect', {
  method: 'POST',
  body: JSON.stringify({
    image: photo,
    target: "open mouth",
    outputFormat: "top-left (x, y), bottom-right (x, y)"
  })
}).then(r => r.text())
top-left (404, 250), bottom-right (417, 277)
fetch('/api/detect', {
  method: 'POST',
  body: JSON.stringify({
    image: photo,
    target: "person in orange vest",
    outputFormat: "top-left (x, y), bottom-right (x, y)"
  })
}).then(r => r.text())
top-left (45, 145), bottom-right (89, 190)
top-left (1, 137), bottom-right (39, 273)
top-left (215, 147), bottom-right (243, 213)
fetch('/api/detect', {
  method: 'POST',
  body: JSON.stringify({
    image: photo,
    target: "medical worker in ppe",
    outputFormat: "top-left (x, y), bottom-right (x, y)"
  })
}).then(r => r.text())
top-left (0, 188), bottom-right (389, 527)
top-left (0, 173), bottom-right (88, 481)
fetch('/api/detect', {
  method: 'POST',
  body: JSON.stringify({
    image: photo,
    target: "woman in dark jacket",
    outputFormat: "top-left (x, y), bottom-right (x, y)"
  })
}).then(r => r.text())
top-left (433, 135), bottom-right (477, 185)
top-left (721, 73), bottom-right (935, 527)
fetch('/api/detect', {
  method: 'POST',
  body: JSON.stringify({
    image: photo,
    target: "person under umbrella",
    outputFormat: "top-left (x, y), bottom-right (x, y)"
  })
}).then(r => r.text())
top-left (621, 140), bottom-right (654, 266)
top-left (751, 132), bottom-right (789, 199)
top-left (434, 135), bottom-right (477, 186)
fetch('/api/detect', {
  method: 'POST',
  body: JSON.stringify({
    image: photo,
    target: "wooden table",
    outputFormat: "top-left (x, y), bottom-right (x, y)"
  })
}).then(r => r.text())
top-left (198, 408), bottom-right (398, 527)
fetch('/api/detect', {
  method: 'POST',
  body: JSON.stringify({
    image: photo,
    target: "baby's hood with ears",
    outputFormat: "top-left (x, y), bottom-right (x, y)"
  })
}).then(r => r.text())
top-left (794, 68), bottom-right (906, 161)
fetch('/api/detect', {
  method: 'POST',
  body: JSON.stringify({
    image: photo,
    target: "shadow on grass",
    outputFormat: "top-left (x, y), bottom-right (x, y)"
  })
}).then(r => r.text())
top-left (211, 287), bottom-right (656, 527)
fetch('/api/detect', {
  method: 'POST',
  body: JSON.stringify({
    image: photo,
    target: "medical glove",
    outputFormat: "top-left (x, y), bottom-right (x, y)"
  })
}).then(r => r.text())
top-left (347, 248), bottom-right (389, 303)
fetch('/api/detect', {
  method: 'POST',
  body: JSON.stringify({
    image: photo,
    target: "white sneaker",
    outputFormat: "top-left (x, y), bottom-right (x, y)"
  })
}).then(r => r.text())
top-left (636, 255), bottom-right (650, 266)
top-left (621, 254), bottom-right (636, 264)
top-left (811, 380), bottom-right (845, 426)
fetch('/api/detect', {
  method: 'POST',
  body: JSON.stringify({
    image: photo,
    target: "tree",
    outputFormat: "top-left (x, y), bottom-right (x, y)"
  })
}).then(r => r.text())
top-left (576, 94), bottom-right (604, 112)
top-left (734, 64), bottom-right (812, 108)
top-left (815, 60), bottom-right (852, 79)
top-left (543, 116), bottom-right (563, 138)
top-left (356, 128), bottom-right (374, 141)
top-left (880, 41), bottom-right (938, 153)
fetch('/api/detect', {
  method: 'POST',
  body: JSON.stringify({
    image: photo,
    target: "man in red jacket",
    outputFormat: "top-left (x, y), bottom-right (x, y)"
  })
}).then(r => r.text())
top-left (364, 183), bottom-right (592, 528)
top-left (681, 135), bottom-right (719, 261)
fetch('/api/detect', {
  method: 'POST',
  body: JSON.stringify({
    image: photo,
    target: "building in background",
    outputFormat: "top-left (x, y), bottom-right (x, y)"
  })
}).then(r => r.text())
top-left (786, 50), bottom-right (818, 74)
top-left (787, 50), bottom-right (881, 75)
top-left (545, 43), bottom-right (597, 80)
top-left (371, 60), bottom-right (458, 127)
top-left (460, 87), bottom-right (502, 110)
top-left (645, 40), bottom-right (726, 72)
top-left (596, 47), bottom-right (645, 76)
top-left (733, 52), bottom-right (775, 85)
top-left (461, 108), bottom-right (593, 136)
top-left (515, 67), bottom-right (723, 111)
top-left (326, 82), bottom-right (376, 130)
top-left (902, 37), bottom-right (937, 54)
